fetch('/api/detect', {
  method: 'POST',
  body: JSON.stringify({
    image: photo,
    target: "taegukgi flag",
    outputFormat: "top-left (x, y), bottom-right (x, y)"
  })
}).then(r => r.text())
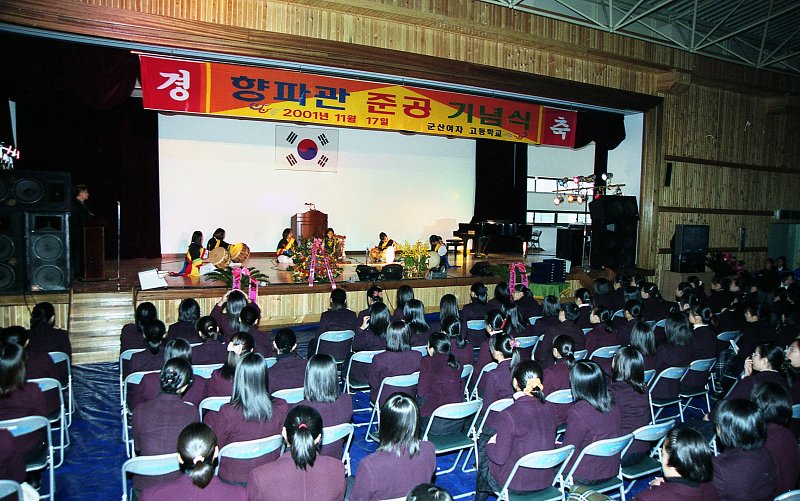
top-left (275, 125), bottom-right (339, 172)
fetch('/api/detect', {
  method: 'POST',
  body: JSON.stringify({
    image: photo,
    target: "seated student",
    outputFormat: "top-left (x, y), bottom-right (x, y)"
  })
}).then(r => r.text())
top-left (530, 295), bottom-right (561, 340)
top-left (356, 285), bottom-right (384, 327)
top-left (712, 399), bottom-right (777, 501)
top-left (404, 299), bottom-right (432, 347)
top-left (27, 301), bottom-right (71, 356)
top-left (170, 230), bottom-right (208, 277)
top-left (725, 343), bottom-right (789, 401)
top-left (211, 289), bottom-right (260, 342)
top-left (707, 276), bottom-right (736, 313)
top-left (124, 320), bottom-right (167, 378)
top-left (630, 321), bottom-right (657, 371)
top-left (479, 333), bottom-right (521, 409)
top-left (784, 337), bottom-right (800, 404)
top-left (640, 283), bottom-right (674, 323)
top-left (207, 333), bottom-right (254, 397)
top-left (429, 234), bottom-right (452, 269)
top-left (191, 316), bottom-right (227, 365)
top-left (429, 293), bottom-right (460, 337)
top-left (128, 339), bottom-right (207, 409)
top-left (394, 285), bottom-right (415, 320)
top-left (751, 382), bottom-right (800, 496)
top-left (1, 327), bottom-right (59, 381)
top-left (474, 310), bottom-right (507, 376)
top-left (140, 423), bottom-right (246, 501)
top-left (206, 227), bottom-right (230, 251)
top-left (730, 304), bottom-right (778, 377)
top-left (592, 278), bottom-right (615, 310)
top-left (204, 353), bottom-right (288, 485)
top-left (167, 298), bottom-right (203, 344)
top-left (308, 288), bottom-right (357, 360)
top-left (501, 302), bottom-right (534, 346)
top-left (0, 428), bottom-right (28, 494)
top-left (542, 336), bottom-right (576, 421)
top-left (512, 284), bottom-right (542, 319)
top-left (246, 405), bottom-right (345, 501)
top-left (475, 360), bottom-right (557, 501)
top-left (562, 360), bottom-right (623, 487)
top-left (417, 332), bottom-right (463, 435)
top-left (269, 328), bottom-right (306, 392)
top-left (652, 312), bottom-right (694, 399)
top-left (350, 394), bottom-right (436, 501)
top-left (297, 354), bottom-right (353, 458)
top-left (486, 281), bottom-right (512, 313)
top-left (614, 299), bottom-right (643, 345)
top-left (276, 228), bottom-right (295, 263)
top-left (369, 321), bottom-right (423, 405)
top-left (349, 301), bottom-right (391, 385)
top-left (120, 302), bottom-right (158, 353)
top-left (574, 288), bottom-right (593, 329)
top-left (239, 304), bottom-right (272, 358)
top-left (687, 303), bottom-right (718, 360)
top-left (407, 484), bottom-right (454, 501)
top-left (534, 303), bottom-right (585, 365)
top-left (441, 315), bottom-right (473, 368)
top-left (632, 426), bottom-right (717, 500)
top-left (610, 347), bottom-right (650, 466)
top-left (585, 306), bottom-right (619, 357)
top-left (461, 282), bottom-right (490, 325)
top-left (369, 232), bottom-right (395, 263)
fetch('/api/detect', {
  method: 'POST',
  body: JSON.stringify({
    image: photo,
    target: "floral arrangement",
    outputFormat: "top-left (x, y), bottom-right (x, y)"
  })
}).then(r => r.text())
top-left (203, 266), bottom-right (268, 298)
top-left (290, 237), bottom-right (344, 286)
top-left (706, 251), bottom-right (746, 277)
top-left (396, 240), bottom-right (430, 277)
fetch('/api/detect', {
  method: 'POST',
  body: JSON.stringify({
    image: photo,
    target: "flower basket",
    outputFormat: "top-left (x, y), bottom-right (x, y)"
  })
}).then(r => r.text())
top-left (290, 237), bottom-right (344, 285)
top-left (396, 240), bottom-right (430, 278)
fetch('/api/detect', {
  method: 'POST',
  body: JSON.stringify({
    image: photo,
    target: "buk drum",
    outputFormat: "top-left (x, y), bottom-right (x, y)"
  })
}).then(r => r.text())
top-left (208, 247), bottom-right (231, 269)
top-left (229, 243), bottom-right (251, 263)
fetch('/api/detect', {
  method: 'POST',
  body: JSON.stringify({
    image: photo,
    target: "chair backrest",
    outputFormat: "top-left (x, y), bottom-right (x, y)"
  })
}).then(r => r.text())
top-left (566, 434), bottom-right (633, 484)
top-left (590, 345), bottom-right (621, 360)
top-left (198, 396), bottom-right (229, 419)
top-left (411, 345), bottom-right (428, 356)
top-left (30, 377), bottom-right (61, 395)
top-left (349, 350), bottom-right (383, 367)
top-left (574, 349), bottom-right (588, 360)
top-left (545, 389), bottom-right (574, 404)
top-left (793, 404), bottom-right (800, 420)
top-left (318, 329), bottom-right (356, 344)
top-left (654, 319), bottom-right (666, 329)
top-left (644, 369), bottom-right (656, 387)
top-left (49, 351), bottom-right (70, 365)
top-left (265, 357), bottom-right (277, 368)
top-left (460, 364), bottom-right (474, 392)
top-left (470, 362), bottom-right (498, 399)
top-left (476, 397), bottom-right (513, 435)
top-left (612, 309), bottom-right (625, 319)
top-left (121, 453), bottom-right (180, 501)
top-left (218, 433), bottom-right (283, 461)
top-left (716, 330), bottom-right (741, 342)
top-left (516, 335), bottom-right (539, 350)
top-left (649, 366), bottom-right (689, 394)
top-left (528, 316), bottom-right (542, 326)
top-left (681, 358), bottom-right (716, 381)
top-left (422, 400), bottom-right (483, 440)
top-left (322, 422), bottom-right (354, 448)
top-left (120, 349), bottom-right (144, 363)
top-left (123, 370), bottom-right (159, 404)
top-left (0, 415), bottom-right (50, 438)
top-left (631, 419), bottom-right (676, 444)
top-left (272, 387), bottom-right (304, 404)
top-left (192, 363), bottom-right (223, 379)
top-left (0, 480), bottom-right (22, 500)
top-left (775, 489), bottom-right (800, 501)
top-left (380, 372), bottom-right (420, 394)
top-left (466, 319), bottom-right (486, 331)
top-left (502, 445), bottom-right (575, 498)
top-left (581, 328), bottom-right (592, 335)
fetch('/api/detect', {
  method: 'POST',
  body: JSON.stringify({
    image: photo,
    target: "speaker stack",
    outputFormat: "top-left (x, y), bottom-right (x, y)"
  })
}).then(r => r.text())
top-left (589, 195), bottom-right (639, 270)
top-left (0, 171), bottom-right (72, 294)
top-left (671, 224), bottom-right (709, 273)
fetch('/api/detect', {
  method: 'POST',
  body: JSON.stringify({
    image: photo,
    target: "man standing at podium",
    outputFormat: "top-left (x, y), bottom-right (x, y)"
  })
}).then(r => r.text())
top-left (70, 184), bottom-right (92, 279)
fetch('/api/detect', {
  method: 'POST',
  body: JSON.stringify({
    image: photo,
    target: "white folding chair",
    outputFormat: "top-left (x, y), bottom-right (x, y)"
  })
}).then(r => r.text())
top-left (217, 434), bottom-right (284, 480)
top-left (565, 434), bottom-right (634, 500)
top-left (545, 389), bottom-right (574, 438)
top-left (411, 345), bottom-right (429, 356)
top-left (121, 370), bottom-right (158, 455)
top-left (466, 320), bottom-right (486, 331)
top-left (121, 452), bottom-right (179, 501)
top-left (581, 328), bottom-right (592, 335)
top-left (461, 364), bottom-right (474, 399)
top-left (316, 329), bottom-right (355, 365)
top-left (678, 358), bottom-right (716, 414)
top-left (528, 316), bottom-right (543, 326)
top-left (0, 480), bottom-right (22, 501)
top-left (612, 309), bottom-right (625, 319)
top-left (322, 422), bottom-right (355, 476)
top-left (272, 387), bottom-right (304, 404)
top-left (495, 445), bottom-right (576, 501)
top-left (516, 335), bottom-right (539, 353)
top-left (589, 345), bottom-right (621, 362)
top-left (119, 349), bottom-right (144, 406)
top-left (648, 366), bottom-right (689, 423)
top-left (198, 396), bottom-right (229, 420)
top-left (470, 362), bottom-right (498, 400)
top-left (574, 349), bottom-right (589, 361)
top-left (466, 320), bottom-right (487, 348)
top-left (776, 489), bottom-right (800, 501)
top-left (654, 319), bottom-right (666, 329)
top-left (30, 378), bottom-right (67, 468)
top-left (49, 352), bottom-right (73, 427)
top-left (1, 415), bottom-right (55, 501)
top-left (621, 419), bottom-right (676, 494)
top-left (644, 369), bottom-right (656, 387)
top-left (345, 350), bottom-right (383, 395)
top-left (464, 397), bottom-right (514, 471)
top-left (793, 404), bottom-right (800, 420)
top-left (366, 372), bottom-right (420, 441)
top-left (421, 399), bottom-right (483, 474)
top-left (191, 363), bottom-right (223, 379)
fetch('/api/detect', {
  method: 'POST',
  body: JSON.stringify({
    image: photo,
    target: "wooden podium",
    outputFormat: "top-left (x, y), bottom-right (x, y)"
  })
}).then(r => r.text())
top-left (83, 226), bottom-right (105, 280)
top-left (291, 210), bottom-right (327, 240)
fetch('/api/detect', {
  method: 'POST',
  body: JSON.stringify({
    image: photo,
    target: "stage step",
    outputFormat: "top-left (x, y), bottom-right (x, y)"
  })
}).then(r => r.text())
top-left (69, 291), bottom-right (134, 364)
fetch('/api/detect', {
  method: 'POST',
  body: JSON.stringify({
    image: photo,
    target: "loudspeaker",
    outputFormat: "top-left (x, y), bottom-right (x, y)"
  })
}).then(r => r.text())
top-left (0, 211), bottom-right (25, 294)
top-left (0, 171), bottom-right (71, 211)
top-left (379, 264), bottom-right (403, 281)
top-left (556, 228), bottom-right (585, 266)
top-left (589, 196), bottom-right (639, 269)
top-left (355, 264), bottom-right (379, 282)
top-left (673, 224), bottom-right (709, 255)
top-left (671, 253), bottom-right (705, 273)
top-left (26, 212), bottom-right (71, 291)
top-left (470, 261), bottom-right (494, 277)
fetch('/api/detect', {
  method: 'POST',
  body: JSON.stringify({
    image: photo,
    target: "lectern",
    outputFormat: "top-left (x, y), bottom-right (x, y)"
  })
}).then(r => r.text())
top-left (291, 210), bottom-right (327, 240)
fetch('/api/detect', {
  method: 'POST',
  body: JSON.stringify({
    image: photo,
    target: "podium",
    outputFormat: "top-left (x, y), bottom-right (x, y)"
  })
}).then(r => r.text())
top-left (291, 210), bottom-right (327, 240)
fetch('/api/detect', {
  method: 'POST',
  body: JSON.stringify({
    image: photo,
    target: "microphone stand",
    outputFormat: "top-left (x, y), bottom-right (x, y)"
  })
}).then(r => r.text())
top-left (110, 201), bottom-right (121, 287)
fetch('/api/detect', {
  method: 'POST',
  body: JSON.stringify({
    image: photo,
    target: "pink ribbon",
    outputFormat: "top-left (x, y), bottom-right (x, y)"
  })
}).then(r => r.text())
top-left (508, 262), bottom-right (528, 292)
top-left (309, 238), bottom-right (337, 290)
top-left (232, 267), bottom-right (258, 301)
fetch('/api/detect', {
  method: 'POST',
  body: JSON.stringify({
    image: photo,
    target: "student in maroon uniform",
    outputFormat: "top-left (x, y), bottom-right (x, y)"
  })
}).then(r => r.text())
top-left (751, 382), bottom-right (800, 496)
top-left (585, 306), bottom-right (618, 359)
top-left (211, 289), bottom-right (260, 342)
top-left (350, 394), bottom-right (436, 501)
top-left (725, 343), bottom-right (789, 401)
top-left (687, 303), bottom-right (718, 360)
top-left (614, 299), bottom-right (643, 345)
top-left (461, 282), bottom-right (489, 325)
top-left (641, 283), bottom-right (673, 323)
top-left (238, 304), bottom-right (272, 358)
top-left (27, 302), bottom-right (71, 356)
top-left (632, 426), bottom-right (717, 500)
top-left (429, 294), bottom-right (459, 335)
top-left (0, 428), bottom-right (26, 490)
top-left (140, 423), bottom-right (246, 501)
top-left (474, 310), bottom-right (507, 377)
top-left (592, 278), bottom-right (614, 310)
top-left (712, 399), bottom-right (777, 501)
top-left (246, 405), bottom-right (345, 501)
top-left (120, 302), bottom-right (157, 353)
top-left (475, 360), bottom-right (557, 501)
top-left (479, 333), bottom-right (521, 409)
top-left (297, 354), bottom-right (352, 457)
top-left (268, 328), bottom-right (306, 392)
top-left (407, 484), bottom-right (454, 501)
top-left (404, 299), bottom-right (432, 347)
top-left (652, 312), bottom-right (694, 399)
top-left (486, 281), bottom-right (511, 313)
top-left (307, 288), bottom-right (357, 360)
top-left (356, 285), bottom-right (384, 327)
top-left (128, 339), bottom-right (206, 409)
top-left (630, 321), bottom-right (657, 371)
top-left (441, 315), bottom-right (473, 368)
top-left (543, 335), bottom-right (575, 393)
top-left (730, 303), bottom-right (778, 377)
top-left (574, 288), bottom-right (593, 329)
top-left (417, 332), bottom-right (463, 435)
top-left (167, 298), bottom-right (203, 344)
top-left (501, 302), bottom-right (534, 345)
top-left (395, 285), bottom-right (415, 320)
top-left (369, 321), bottom-right (422, 405)
top-left (124, 320), bottom-right (167, 378)
top-left (534, 303), bottom-right (584, 365)
top-left (349, 301), bottom-right (391, 385)
top-left (512, 284), bottom-right (542, 320)
top-left (0, 327), bottom-right (59, 382)
top-left (610, 347), bottom-right (650, 466)
top-left (204, 352), bottom-right (288, 484)
top-left (530, 295), bottom-right (561, 341)
top-left (206, 332), bottom-right (254, 397)
top-left (191, 316), bottom-right (227, 365)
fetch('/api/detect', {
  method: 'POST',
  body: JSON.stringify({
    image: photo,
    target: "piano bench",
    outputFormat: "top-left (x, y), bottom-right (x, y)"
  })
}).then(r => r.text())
top-left (446, 239), bottom-right (464, 261)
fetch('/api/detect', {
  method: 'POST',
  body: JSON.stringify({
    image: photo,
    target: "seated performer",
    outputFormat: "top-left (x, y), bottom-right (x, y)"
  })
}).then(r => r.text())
top-left (276, 228), bottom-right (295, 264)
top-left (369, 232), bottom-right (395, 263)
top-left (206, 228), bottom-right (230, 251)
top-left (171, 231), bottom-right (207, 277)
top-left (324, 227), bottom-right (337, 254)
top-left (429, 234), bottom-right (452, 269)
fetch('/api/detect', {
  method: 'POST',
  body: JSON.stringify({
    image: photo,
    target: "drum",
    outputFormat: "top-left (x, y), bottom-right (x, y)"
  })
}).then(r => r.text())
top-left (428, 250), bottom-right (440, 269)
top-left (208, 247), bottom-right (231, 269)
top-left (229, 242), bottom-right (251, 263)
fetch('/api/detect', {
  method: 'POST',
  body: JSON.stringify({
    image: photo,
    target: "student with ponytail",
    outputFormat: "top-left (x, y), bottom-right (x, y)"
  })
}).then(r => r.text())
top-left (191, 316), bottom-right (227, 365)
top-left (441, 315), bottom-right (473, 368)
top-left (479, 333), bottom-right (521, 409)
top-left (27, 301), bottom-right (71, 355)
top-left (610, 346), bottom-right (650, 466)
top-left (461, 282), bottom-right (489, 324)
top-left (206, 332), bottom-right (254, 397)
top-left (125, 319), bottom-right (167, 377)
top-left (120, 301), bottom-right (157, 352)
top-left (574, 288), bottom-right (593, 329)
top-left (688, 303), bottom-right (717, 360)
top-left (534, 303), bottom-right (585, 365)
top-left (246, 405), bottom-right (346, 501)
top-left (475, 360), bottom-right (557, 501)
top-left (614, 299), bottom-right (643, 345)
top-left (418, 332), bottom-right (463, 435)
top-left (585, 306), bottom-right (617, 356)
top-left (530, 295), bottom-right (561, 338)
top-left (641, 283), bottom-right (673, 322)
top-left (543, 335), bottom-right (576, 394)
top-left (725, 343), bottom-right (790, 401)
top-left (211, 289), bottom-right (259, 342)
top-left (474, 309), bottom-right (507, 376)
top-left (140, 423), bottom-right (246, 501)
top-left (487, 281), bottom-right (512, 312)
top-left (128, 338), bottom-right (207, 409)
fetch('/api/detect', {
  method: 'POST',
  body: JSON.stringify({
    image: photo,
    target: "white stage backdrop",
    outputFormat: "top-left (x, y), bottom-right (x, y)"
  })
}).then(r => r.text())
top-left (158, 114), bottom-right (476, 254)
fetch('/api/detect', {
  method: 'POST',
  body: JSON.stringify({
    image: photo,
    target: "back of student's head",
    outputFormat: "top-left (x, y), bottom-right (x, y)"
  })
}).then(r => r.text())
top-left (501, 301), bottom-right (528, 332)
top-left (574, 288), bottom-right (592, 305)
top-left (178, 298), bottom-right (201, 324)
top-left (642, 282), bottom-right (662, 301)
top-left (440, 315), bottom-right (466, 348)
top-left (366, 285), bottom-right (384, 306)
top-left (406, 484), bottom-right (454, 501)
top-left (30, 302), bottom-right (56, 329)
top-left (592, 306), bottom-right (614, 332)
top-left (470, 282), bottom-right (488, 304)
top-left (274, 328), bottom-right (296, 354)
top-left (224, 290), bottom-right (248, 333)
top-left (755, 343), bottom-right (786, 375)
top-left (164, 338), bottom-right (192, 364)
top-left (714, 398), bottom-right (766, 450)
top-left (238, 304), bottom-right (260, 330)
top-left (403, 299), bottom-right (429, 332)
top-left (284, 405), bottom-right (323, 470)
top-left (144, 320), bottom-right (167, 354)
top-left (494, 281), bottom-right (510, 304)
top-left (625, 299), bottom-right (642, 319)
top-left (485, 309), bottom-right (506, 333)
top-left (569, 360), bottom-right (612, 413)
top-left (689, 304), bottom-right (716, 328)
top-left (751, 381), bottom-right (792, 426)
top-left (0, 326), bottom-right (28, 348)
top-left (386, 320), bottom-right (411, 352)
top-left (304, 354), bottom-right (339, 403)
top-left (135, 302), bottom-right (158, 333)
top-left (196, 316), bottom-right (220, 342)
top-left (439, 294), bottom-right (459, 320)
top-left (160, 358), bottom-right (193, 394)
top-left (612, 346), bottom-right (646, 394)
top-left (396, 285), bottom-right (415, 311)
top-left (232, 352), bottom-right (273, 422)
top-left (665, 312), bottom-right (692, 347)
top-left (662, 426), bottom-right (713, 483)
top-left (512, 360), bottom-right (544, 402)
top-left (222, 332), bottom-right (254, 379)
top-left (552, 335), bottom-right (575, 367)
top-left (490, 332), bottom-right (520, 371)
top-left (379, 393), bottom-right (420, 457)
top-left (176, 423), bottom-right (217, 488)
top-left (593, 278), bottom-right (611, 296)
top-left (428, 332), bottom-right (458, 369)
top-left (330, 288), bottom-right (347, 310)
top-left (368, 302), bottom-right (391, 338)
top-left (542, 295), bottom-right (561, 317)
top-left (629, 321), bottom-right (655, 356)
top-left (0, 342), bottom-right (26, 396)
top-left (561, 302), bottom-right (580, 323)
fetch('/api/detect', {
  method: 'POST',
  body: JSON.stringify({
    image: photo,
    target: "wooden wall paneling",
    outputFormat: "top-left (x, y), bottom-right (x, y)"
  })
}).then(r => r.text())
top-left (637, 103), bottom-right (664, 271)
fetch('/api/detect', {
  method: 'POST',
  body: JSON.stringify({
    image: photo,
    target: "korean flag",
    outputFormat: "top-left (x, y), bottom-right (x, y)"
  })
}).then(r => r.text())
top-left (275, 125), bottom-right (339, 173)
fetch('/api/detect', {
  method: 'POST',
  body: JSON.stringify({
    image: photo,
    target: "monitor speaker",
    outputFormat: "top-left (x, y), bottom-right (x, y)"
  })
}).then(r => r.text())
top-left (0, 211), bottom-right (25, 295)
top-left (0, 171), bottom-right (71, 211)
top-left (673, 224), bottom-right (709, 255)
top-left (379, 264), bottom-right (403, 281)
top-left (355, 264), bottom-right (379, 282)
top-left (26, 212), bottom-right (71, 291)
top-left (470, 261), bottom-right (494, 277)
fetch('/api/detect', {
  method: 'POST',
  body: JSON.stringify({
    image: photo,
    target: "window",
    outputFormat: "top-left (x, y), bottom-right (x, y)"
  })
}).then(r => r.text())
top-left (527, 176), bottom-right (592, 226)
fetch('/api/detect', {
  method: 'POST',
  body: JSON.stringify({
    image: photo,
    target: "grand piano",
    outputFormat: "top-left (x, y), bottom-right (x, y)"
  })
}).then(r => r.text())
top-left (453, 220), bottom-right (534, 260)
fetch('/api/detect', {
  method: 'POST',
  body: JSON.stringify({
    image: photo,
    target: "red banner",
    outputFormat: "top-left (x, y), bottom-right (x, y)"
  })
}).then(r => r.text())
top-left (139, 55), bottom-right (577, 146)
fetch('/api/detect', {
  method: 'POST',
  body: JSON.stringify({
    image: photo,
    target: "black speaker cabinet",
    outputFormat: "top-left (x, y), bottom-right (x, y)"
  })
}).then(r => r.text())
top-left (0, 211), bottom-right (25, 294)
top-left (673, 224), bottom-right (709, 255)
top-left (671, 253), bottom-right (706, 273)
top-left (379, 264), bottom-right (403, 281)
top-left (355, 264), bottom-right (379, 282)
top-left (0, 171), bottom-right (71, 211)
top-left (470, 261), bottom-right (494, 277)
top-left (556, 227), bottom-right (585, 265)
top-left (26, 212), bottom-right (71, 291)
top-left (589, 196), bottom-right (639, 269)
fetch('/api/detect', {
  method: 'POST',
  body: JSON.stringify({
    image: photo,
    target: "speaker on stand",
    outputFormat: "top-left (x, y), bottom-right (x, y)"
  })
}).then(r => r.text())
top-left (26, 212), bottom-right (71, 291)
top-left (589, 195), bottom-right (639, 269)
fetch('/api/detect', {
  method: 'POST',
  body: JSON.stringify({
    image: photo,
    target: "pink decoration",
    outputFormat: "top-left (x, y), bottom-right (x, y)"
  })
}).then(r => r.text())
top-left (232, 267), bottom-right (258, 301)
top-left (308, 238), bottom-right (337, 290)
top-left (508, 262), bottom-right (529, 292)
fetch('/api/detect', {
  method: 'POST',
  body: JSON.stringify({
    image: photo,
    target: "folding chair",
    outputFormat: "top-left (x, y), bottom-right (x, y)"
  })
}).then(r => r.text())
top-left (345, 350), bottom-right (383, 396)
top-left (776, 489), bottom-right (800, 501)
top-left (621, 419), bottom-right (676, 494)
top-left (1, 415), bottom-right (55, 501)
top-left (516, 335), bottom-right (539, 354)
top-left (30, 378), bottom-right (67, 468)
top-left (528, 316), bottom-right (543, 326)
top-left (589, 345), bottom-right (621, 362)
top-left (322, 422), bottom-right (355, 475)
top-left (121, 452), bottom-right (179, 501)
top-left (648, 366), bottom-right (689, 423)
top-left (119, 349), bottom-right (144, 406)
top-left (191, 363), bottom-right (223, 379)
top-left (612, 309), bottom-right (625, 319)
top-left (272, 387), bottom-right (304, 404)
top-left (198, 396), bottom-right (229, 420)
top-left (495, 445), bottom-right (575, 501)
top-left (366, 372), bottom-right (420, 441)
top-left (464, 397), bottom-right (514, 471)
top-left (545, 389), bottom-right (574, 438)
top-left (644, 370), bottom-right (656, 387)
top-left (573, 350), bottom-right (588, 361)
top-left (316, 329), bottom-right (355, 367)
top-left (714, 331), bottom-right (742, 390)
top-left (654, 319), bottom-right (666, 329)
top-left (466, 320), bottom-right (487, 347)
top-left (421, 399), bottom-right (483, 474)
top-left (461, 364), bottom-right (474, 399)
top-left (217, 434), bottom-right (284, 478)
top-left (565, 434), bottom-right (634, 500)
top-left (678, 358), bottom-right (716, 414)
top-left (0, 480), bottom-right (22, 501)
top-left (49, 352), bottom-right (73, 427)
top-left (581, 328), bottom-right (592, 335)
top-left (411, 345), bottom-right (428, 356)
top-left (122, 370), bottom-right (158, 455)
top-left (793, 404), bottom-right (800, 419)
top-left (470, 362), bottom-right (497, 400)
